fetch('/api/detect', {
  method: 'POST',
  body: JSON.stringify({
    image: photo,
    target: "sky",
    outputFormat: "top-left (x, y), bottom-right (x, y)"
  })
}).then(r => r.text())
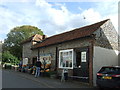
top-left (0, 0), bottom-right (119, 42)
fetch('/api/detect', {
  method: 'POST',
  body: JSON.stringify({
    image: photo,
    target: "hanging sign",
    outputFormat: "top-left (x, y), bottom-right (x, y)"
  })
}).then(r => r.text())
top-left (81, 51), bottom-right (87, 62)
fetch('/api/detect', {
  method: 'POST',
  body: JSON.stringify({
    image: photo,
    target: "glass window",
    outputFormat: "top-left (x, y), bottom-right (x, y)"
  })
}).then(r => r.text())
top-left (99, 67), bottom-right (120, 74)
top-left (59, 49), bottom-right (73, 69)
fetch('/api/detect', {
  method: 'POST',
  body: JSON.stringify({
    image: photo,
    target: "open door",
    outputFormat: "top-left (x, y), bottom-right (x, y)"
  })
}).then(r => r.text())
top-left (73, 48), bottom-right (89, 83)
top-left (32, 57), bottom-right (37, 66)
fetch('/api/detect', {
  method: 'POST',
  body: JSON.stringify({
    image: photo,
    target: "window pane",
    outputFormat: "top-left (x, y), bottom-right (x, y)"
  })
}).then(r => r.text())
top-left (59, 49), bottom-right (73, 69)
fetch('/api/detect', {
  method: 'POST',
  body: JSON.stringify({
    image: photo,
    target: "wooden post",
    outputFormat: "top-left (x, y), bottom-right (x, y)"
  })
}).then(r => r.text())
top-left (89, 38), bottom-right (94, 86)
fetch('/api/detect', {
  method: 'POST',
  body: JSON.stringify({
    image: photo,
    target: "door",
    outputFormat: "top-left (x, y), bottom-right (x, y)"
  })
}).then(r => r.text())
top-left (32, 57), bottom-right (37, 66)
top-left (73, 48), bottom-right (89, 82)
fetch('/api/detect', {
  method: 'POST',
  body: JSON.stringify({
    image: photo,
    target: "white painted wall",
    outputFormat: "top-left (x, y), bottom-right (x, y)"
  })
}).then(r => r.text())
top-left (119, 53), bottom-right (120, 66)
top-left (93, 46), bottom-right (118, 86)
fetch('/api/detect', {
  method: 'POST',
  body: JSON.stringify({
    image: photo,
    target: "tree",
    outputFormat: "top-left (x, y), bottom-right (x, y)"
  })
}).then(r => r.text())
top-left (3, 25), bottom-right (44, 60)
top-left (2, 51), bottom-right (19, 65)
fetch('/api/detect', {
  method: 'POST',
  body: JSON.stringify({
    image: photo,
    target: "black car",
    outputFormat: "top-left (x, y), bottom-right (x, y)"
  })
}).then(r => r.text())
top-left (96, 66), bottom-right (120, 88)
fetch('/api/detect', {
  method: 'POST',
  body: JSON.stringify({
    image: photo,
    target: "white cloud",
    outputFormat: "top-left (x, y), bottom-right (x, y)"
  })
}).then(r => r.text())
top-left (0, 0), bottom-right (118, 41)
top-left (94, 1), bottom-right (118, 32)
top-left (35, 0), bottom-right (88, 36)
top-left (35, 0), bottom-right (118, 36)
top-left (0, 0), bottom-right (34, 3)
top-left (0, 7), bottom-right (16, 34)
top-left (81, 8), bottom-right (101, 24)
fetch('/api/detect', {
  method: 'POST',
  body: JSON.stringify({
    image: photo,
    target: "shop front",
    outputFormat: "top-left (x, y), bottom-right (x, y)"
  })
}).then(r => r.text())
top-left (58, 47), bottom-right (89, 83)
top-left (24, 19), bottom-right (118, 86)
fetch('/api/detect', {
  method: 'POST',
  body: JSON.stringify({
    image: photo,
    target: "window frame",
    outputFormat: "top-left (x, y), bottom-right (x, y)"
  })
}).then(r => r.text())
top-left (59, 49), bottom-right (74, 69)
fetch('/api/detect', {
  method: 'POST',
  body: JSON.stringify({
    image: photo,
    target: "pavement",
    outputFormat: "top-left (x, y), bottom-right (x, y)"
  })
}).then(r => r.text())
top-left (2, 69), bottom-right (93, 88)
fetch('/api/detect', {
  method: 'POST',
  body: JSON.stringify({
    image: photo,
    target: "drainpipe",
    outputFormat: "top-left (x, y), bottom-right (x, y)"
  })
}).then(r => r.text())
top-left (55, 47), bottom-right (58, 71)
top-left (38, 48), bottom-right (40, 60)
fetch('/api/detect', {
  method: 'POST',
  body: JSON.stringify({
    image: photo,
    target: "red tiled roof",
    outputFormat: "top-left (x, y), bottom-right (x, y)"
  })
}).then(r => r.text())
top-left (32, 19), bottom-right (109, 49)
top-left (21, 34), bottom-right (43, 44)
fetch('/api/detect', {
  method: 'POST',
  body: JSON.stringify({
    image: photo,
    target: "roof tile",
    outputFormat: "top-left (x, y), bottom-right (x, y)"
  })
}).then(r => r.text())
top-left (32, 19), bottom-right (109, 49)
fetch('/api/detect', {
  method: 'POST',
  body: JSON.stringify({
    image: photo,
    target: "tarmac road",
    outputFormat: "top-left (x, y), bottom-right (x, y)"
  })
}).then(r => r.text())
top-left (2, 70), bottom-right (47, 88)
top-left (2, 69), bottom-right (93, 89)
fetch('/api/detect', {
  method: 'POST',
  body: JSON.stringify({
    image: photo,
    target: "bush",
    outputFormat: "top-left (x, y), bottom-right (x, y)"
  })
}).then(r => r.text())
top-left (2, 51), bottom-right (19, 65)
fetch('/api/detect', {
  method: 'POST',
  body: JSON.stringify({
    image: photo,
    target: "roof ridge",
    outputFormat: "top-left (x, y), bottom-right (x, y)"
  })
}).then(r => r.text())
top-left (33, 19), bottom-right (110, 49)
top-left (45, 19), bottom-right (109, 39)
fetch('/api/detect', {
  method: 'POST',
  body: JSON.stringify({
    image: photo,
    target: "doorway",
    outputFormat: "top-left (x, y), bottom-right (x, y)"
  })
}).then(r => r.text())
top-left (73, 48), bottom-right (89, 82)
top-left (32, 57), bottom-right (37, 66)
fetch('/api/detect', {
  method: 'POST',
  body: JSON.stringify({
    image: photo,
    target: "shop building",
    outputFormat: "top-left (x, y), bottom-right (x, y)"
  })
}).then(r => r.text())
top-left (21, 34), bottom-right (47, 65)
top-left (22, 19), bottom-right (119, 86)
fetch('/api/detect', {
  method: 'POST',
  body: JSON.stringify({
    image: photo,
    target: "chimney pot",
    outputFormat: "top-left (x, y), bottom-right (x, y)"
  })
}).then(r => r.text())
top-left (42, 35), bottom-right (46, 39)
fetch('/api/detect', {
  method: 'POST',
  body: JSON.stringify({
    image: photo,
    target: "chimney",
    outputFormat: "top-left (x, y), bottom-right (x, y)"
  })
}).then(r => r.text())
top-left (42, 35), bottom-right (47, 39)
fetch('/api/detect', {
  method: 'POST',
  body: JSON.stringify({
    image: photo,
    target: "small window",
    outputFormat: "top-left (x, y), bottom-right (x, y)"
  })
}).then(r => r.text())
top-left (81, 51), bottom-right (87, 62)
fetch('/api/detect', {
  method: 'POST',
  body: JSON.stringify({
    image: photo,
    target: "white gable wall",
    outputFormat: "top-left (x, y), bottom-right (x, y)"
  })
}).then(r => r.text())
top-left (93, 46), bottom-right (118, 86)
top-left (119, 52), bottom-right (120, 66)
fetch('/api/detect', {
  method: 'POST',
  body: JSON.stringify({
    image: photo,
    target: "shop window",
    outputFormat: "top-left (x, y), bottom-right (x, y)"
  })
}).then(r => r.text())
top-left (59, 49), bottom-right (73, 69)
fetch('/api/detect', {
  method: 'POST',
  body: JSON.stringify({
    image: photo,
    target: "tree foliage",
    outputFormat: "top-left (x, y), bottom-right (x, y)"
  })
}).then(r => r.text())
top-left (3, 25), bottom-right (44, 60)
top-left (2, 51), bottom-right (19, 65)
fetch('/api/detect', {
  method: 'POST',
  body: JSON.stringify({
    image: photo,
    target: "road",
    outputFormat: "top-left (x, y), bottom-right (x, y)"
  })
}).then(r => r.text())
top-left (2, 70), bottom-right (47, 88)
top-left (2, 69), bottom-right (93, 89)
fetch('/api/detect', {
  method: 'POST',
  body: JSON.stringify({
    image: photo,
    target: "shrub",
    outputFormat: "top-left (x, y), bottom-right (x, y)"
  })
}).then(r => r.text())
top-left (2, 51), bottom-right (19, 65)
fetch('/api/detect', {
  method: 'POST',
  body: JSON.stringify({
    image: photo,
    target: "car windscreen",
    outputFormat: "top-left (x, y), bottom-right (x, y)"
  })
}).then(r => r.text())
top-left (98, 67), bottom-right (120, 74)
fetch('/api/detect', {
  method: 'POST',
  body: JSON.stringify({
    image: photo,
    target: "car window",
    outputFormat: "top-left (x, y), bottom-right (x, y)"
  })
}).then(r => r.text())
top-left (98, 67), bottom-right (120, 74)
